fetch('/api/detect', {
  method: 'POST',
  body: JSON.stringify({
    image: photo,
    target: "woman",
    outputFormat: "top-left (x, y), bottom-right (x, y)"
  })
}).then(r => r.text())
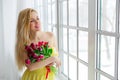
top-left (15, 8), bottom-right (61, 80)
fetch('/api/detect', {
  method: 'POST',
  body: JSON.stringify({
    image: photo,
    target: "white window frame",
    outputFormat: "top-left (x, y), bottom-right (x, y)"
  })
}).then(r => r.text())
top-left (34, 0), bottom-right (120, 80)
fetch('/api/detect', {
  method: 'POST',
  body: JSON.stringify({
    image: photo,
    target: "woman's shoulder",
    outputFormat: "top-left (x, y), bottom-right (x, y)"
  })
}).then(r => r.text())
top-left (44, 32), bottom-right (55, 38)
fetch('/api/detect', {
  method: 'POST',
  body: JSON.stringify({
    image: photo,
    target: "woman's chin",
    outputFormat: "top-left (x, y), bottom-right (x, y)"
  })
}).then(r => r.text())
top-left (36, 28), bottom-right (41, 31)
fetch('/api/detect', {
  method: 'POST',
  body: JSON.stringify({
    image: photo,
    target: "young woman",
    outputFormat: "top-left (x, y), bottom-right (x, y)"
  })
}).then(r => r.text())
top-left (15, 8), bottom-right (61, 80)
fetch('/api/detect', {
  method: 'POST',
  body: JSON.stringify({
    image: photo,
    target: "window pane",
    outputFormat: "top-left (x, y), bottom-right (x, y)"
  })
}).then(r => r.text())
top-left (63, 28), bottom-right (67, 52)
top-left (98, 35), bottom-right (115, 76)
top-left (69, 57), bottom-right (77, 80)
top-left (53, 27), bottom-right (57, 37)
top-left (79, 31), bottom-right (88, 62)
top-left (48, 0), bottom-right (51, 3)
top-left (52, 3), bottom-right (56, 24)
top-left (48, 25), bottom-right (52, 31)
top-left (100, 75), bottom-right (111, 80)
top-left (62, 1), bottom-right (67, 25)
top-left (79, 0), bottom-right (88, 27)
top-left (48, 5), bottom-right (52, 24)
top-left (98, 0), bottom-right (116, 32)
top-left (79, 62), bottom-right (88, 80)
top-left (52, 0), bottom-right (55, 2)
top-left (69, 0), bottom-right (77, 26)
top-left (69, 29), bottom-right (77, 56)
top-left (62, 53), bottom-right (68, 76)
top-left (39, 0), bottom-right (43, 6)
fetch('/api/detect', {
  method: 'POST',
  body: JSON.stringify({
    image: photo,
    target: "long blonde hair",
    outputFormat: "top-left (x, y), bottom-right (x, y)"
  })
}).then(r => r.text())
top-left (15, 8), bottom-right (37, 70)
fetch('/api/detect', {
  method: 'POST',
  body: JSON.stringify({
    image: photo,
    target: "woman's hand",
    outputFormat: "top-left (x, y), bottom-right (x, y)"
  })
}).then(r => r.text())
top-left (54, 57), bottom-right (61, 67)
top-left (47, 62), bottom-right (55, 66)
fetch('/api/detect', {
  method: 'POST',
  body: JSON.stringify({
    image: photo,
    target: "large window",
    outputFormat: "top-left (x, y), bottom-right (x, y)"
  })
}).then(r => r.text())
top-left (34, 0), bottom-right (120, 80)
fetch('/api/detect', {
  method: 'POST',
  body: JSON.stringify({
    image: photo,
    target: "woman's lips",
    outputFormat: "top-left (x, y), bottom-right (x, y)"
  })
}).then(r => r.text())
top-left (35, 26), bottom-right (40, 28)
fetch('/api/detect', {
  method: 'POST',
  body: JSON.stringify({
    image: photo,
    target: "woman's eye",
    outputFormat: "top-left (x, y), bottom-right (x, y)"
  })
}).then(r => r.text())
top-left (30, 20), bottom-right (35, 22)
top-left (37, 18), bottom-right (39, 20)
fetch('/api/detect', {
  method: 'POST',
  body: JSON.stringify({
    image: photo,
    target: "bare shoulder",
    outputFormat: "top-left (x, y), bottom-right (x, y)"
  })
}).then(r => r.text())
top-left (45, 32), bottom-right (55, 38)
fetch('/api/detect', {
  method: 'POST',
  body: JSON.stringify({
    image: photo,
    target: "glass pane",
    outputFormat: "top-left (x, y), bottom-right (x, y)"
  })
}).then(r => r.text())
top-left (79, 62), bottom-right (88, 80)
top-left (79, 0), bottom-right (88, 27)
top-left (52, 0), bottom-right (55, 2)
top-left (100, 75), bottom-right (111, 80)
top-left (63, 28), bottom-right (67, 52)
top-left (48, 0), bottom-right (51, 3)
top-left (62, 53), bottom-right (68, 76)
top-left (69, 0), bottom-right (77, 26)
top-left (79, 31), bottom-right (88, 62)
top-left (48, 5), bottom-right (52, 24)
top-left (98, 0), bottom-right (116, 32)
top-left (39, 0), bottom-right (43, 6)
top-left (48, 25), bottom-right (52, 31)
top-left (52, 3), bottom-right (56, 24)
top-left (99, 35), bottom-right (115, 76)
top-left (69, 57), bottom-right (77, 80)
top-left (53, 27), bottom-right (57, 37)
top-left (69, 29), bottom-right (77, 56)
top-left (62, 1), bottom-right (67, 25)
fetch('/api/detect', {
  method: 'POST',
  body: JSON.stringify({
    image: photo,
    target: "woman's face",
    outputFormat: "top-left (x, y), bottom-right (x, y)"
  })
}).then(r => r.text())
top-left (30, 11), bottom-right (41, 32)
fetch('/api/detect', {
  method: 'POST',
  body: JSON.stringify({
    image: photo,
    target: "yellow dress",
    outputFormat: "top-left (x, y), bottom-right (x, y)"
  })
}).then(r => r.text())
top-left (21, 47), bottom-right (58, 80)
top-left (21, 67), bottom-right (55, 80)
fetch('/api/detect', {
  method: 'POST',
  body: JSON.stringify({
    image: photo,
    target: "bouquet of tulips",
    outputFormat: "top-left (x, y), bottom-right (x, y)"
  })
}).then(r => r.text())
top-left (24, 41), bottom-right (57, 79)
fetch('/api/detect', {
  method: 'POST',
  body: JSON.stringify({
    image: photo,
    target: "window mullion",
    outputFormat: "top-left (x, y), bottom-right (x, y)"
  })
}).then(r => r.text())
top-left (88, 0), bottom-right (97, 80)
top-left (76, 0), bottom-right (79, 79)
top-left (67, 0), bottom-right (69, 79)
top-left (114, 0), bottom-right (119, 79)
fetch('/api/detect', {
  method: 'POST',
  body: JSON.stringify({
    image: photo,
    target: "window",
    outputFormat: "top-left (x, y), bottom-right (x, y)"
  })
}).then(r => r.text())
top-left (96, 0), bottom-right (119, 80)
top-left (34, 0), bottom-right (120, 80)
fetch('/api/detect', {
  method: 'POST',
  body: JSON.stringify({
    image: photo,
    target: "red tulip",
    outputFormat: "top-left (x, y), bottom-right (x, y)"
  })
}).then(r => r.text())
top-left (38, 54), bottom-right (44, 59)
top-left (38, 41), bottom-right (43, 47)
top-left (36, 57), bottom-right (41, 62)
top-left (25, 45), bottom-right (33, 53)
top-left (30, 43), bottom-right (36, 50)
top-left (25, 59), bottom-right (31, 64)
top-left (32, 53), bottom-right (38, 58)
top-left (44, 42), bottom-right (48, 45)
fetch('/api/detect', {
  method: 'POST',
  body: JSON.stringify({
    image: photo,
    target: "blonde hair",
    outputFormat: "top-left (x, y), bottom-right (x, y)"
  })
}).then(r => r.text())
top-left (15, 8), bottom-right (37, 70)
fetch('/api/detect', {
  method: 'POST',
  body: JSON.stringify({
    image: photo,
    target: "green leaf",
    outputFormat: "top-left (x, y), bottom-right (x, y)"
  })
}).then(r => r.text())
top-left (45, 45), bottom-right (48, 54)
top-left (48, 48), bottom-right (52, 55)
top-left (31, 59), bottom-right (36, 63)
top-left (34, 49), bottom-right (40, 54)
top-left (42, 46), bottom-right (46, 55)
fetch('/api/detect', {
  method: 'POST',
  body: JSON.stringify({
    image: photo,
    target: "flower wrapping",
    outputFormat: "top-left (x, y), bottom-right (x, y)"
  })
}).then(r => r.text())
top-left (24, 41), bottom-right (58, 79)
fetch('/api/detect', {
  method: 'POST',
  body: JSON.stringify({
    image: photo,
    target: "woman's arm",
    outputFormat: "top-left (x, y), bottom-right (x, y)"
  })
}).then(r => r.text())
top-left (26, 56), bottom-right (57, 71)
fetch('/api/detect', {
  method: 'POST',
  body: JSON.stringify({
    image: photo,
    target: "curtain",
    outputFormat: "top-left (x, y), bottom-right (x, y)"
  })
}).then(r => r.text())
top-left (0, 0), bottom-right (34, 80)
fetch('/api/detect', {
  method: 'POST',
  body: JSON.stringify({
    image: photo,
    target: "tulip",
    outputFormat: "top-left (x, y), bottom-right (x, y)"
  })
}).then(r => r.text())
top-left (38, 41), bottom-right (43, 47)
top-left (30, 43), bottom-right (36, 50)
top-left (38, 54), bottom-right (44, 59)
top-left (36, 57), bottom-right (41, 62)
top-left (25, 59), bottom-right (31, 64)
top-left (32, 53), bottom-right (38, 58)
top-left (25, 45), bottom-right (33, 53)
